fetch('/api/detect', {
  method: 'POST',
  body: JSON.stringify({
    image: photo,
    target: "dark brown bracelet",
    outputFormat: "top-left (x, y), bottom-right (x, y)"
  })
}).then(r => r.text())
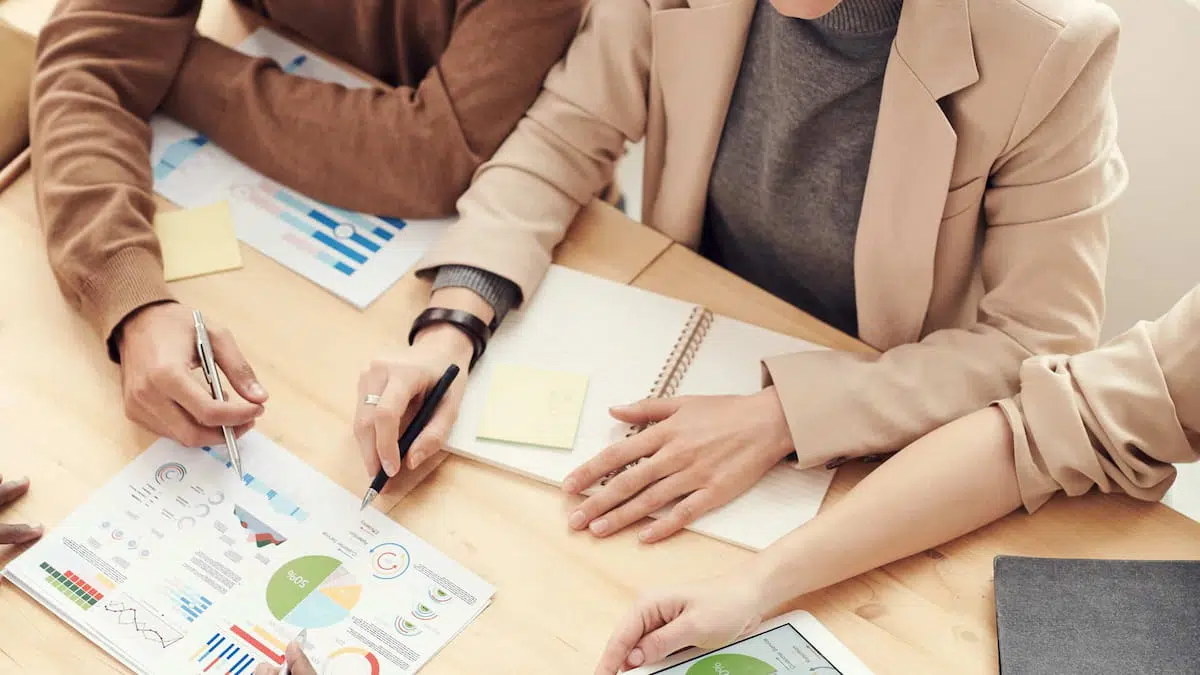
top-left (408, 307), bottom-right (492, 369)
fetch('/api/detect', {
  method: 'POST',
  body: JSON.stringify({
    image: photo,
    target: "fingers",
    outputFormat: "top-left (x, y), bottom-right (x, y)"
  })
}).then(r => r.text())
top-left (563, 425), bottom-right (667, 495)
top-left (354, 365), bottom-right (389, 476)
top-left (153, 398), bottom-right (250, 448)
top-left (633, 614), bottom-right (701, 667)
top-left (609, 398), bottom-right (686, 426)
top-left (252, 664), bottom-right (278, 675)
top-left (374, 374), bottom-right (423, 477)
top-left (0, 522), bottom-right (44, 545)
top-left (568, 456), bottom-right (675, 536)
top-left (286, 641), bottom-right (318, 675)
top-left (210, 326), bottom-right (269, 404)
top-left (0, 476), bottom-right (31, 507)
top-left (594, 599), bottom-right (673, 675)
top-left (639, 489), bottom-right (719, 544)
top-left (597, 473), bottom-right (693, 541)
top-left (159, 368), bottom-right (262, 428)
top-left (406, 388), bottom-right (459, 470)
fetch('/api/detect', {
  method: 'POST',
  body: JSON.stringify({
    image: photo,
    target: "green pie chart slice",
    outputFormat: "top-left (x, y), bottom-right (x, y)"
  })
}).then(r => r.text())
top-left (266, 555), bottom-right (341, 620)
top-left (686, 653), bottom-right (777, 675)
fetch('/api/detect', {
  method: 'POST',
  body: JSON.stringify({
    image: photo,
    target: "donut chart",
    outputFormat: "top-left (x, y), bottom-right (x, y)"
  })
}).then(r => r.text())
top-left (368, 543), bottom-right (410, 580)
top-left (326, 646), bottom-right (380, 675)
top-left (686, 654), bottom-right (777, 675)
top-left (266, 556), bottom-right (362, 629)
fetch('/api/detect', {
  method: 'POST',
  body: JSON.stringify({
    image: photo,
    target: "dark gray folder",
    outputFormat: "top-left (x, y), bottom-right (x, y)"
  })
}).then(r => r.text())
top-left (994, 556), bottom-right (1200, 674)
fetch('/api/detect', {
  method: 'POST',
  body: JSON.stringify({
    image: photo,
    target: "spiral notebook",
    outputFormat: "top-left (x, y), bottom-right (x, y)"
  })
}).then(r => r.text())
top-left (447, 265), bottom-right (838, 551)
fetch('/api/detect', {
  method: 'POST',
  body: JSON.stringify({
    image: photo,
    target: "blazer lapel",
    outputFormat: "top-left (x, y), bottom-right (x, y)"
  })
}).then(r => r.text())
top-left (648, 0), bottom-right (755, 246)
top-left (855, 0), bottom-right (979, 350)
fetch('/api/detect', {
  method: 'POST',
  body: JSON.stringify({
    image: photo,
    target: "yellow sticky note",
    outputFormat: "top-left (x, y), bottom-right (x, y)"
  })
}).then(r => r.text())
top-left (154, 201), bottom-right (242, 281)
top-left (477, 363), bottom-right (590, 450)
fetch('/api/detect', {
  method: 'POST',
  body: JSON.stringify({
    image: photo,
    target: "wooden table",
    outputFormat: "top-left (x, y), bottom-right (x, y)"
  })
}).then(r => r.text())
top-left (3, 3), bottom-right (1200, 674)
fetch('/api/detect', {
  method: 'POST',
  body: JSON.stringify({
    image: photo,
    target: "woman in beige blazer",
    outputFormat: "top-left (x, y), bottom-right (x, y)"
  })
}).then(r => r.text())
top-left (595, 285), bottom-right (1200, 673)
top-left (357, 0), bottom-right (1126, 540)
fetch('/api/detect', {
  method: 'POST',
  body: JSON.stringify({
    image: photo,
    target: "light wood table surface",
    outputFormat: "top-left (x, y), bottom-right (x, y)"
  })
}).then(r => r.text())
top-left (3, 2), bottom-right (1200, 674)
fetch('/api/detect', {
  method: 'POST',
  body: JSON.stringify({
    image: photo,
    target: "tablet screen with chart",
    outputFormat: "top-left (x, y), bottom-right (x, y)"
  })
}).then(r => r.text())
top-left (650, 624), bottom-right (842, 674)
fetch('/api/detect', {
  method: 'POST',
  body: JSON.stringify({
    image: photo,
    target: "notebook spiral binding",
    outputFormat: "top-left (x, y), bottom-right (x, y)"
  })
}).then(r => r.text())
top-left (599, 306), bottom-right (714, 485)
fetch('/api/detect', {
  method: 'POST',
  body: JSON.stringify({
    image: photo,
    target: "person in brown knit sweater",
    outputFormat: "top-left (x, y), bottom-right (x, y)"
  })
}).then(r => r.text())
top-left (31, 0), bottom-right (582, 449)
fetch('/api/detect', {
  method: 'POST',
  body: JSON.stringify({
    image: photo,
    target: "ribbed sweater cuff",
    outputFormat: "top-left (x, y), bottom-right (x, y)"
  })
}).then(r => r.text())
top-left (77, 247), bottom-right (174, 362)
top-left (431, 265), bottom-right (521, 326)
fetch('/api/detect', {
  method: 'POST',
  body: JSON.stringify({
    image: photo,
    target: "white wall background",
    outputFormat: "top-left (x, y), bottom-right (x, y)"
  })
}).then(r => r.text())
top-left (1099, 0), bottom-right (1200, 339)
top-left (615, 0), bottom-right (1200, 341)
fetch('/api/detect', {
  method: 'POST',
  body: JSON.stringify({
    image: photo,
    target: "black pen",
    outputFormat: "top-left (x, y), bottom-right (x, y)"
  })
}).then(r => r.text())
top-left (359, 364), bottom-right (460, 510)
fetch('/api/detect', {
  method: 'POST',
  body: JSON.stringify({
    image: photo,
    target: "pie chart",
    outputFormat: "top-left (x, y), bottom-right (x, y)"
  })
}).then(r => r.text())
top-left (686, 653), bottom-right (777, 675)
top-left (266, 555), bottom-right (362, 629)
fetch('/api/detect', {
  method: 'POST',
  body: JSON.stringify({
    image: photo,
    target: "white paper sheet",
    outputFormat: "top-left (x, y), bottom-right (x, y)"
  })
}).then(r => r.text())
top-left (2, 432), bottom-right (493, 674)
top-left (148, 28), bottom-right (448, 308)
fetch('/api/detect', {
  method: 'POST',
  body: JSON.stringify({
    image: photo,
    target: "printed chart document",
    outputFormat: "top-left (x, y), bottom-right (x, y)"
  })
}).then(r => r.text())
top-left (3, 432), bottom-right (493, 674)
top-left (147, 28), bottom-right (449, 308)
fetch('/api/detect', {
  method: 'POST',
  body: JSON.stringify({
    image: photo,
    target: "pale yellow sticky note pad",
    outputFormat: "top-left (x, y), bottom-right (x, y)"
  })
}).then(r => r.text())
top-left (477, 363), bottom-right (590, 450)
top-left (155, 201), bottom-right (243, 281)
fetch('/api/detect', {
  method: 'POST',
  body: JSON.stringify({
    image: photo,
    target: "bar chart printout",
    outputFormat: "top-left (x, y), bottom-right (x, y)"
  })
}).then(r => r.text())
top-left (147, 28), bottom-right (449, 309)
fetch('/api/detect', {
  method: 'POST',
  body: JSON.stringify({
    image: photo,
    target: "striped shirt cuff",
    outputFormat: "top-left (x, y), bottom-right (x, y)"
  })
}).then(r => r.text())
top-left (431, 265), bottom-right (521, 326)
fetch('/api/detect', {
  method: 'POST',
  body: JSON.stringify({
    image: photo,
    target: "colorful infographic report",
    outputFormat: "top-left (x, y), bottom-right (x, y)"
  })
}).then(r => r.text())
top-left (148, 28), bottom-right (449, 308)
top-left (2, 433), bottom-right (493, 674)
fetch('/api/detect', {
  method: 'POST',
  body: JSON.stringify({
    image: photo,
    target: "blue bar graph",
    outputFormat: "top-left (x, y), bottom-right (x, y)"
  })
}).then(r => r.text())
top-left (202, 445), bottom-right (309, 521)
top-left (153, 135), bottom-right (210, 181)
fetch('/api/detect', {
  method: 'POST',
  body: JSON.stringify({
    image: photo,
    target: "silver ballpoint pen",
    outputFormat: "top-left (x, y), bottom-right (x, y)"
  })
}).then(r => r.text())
top-left (193, 310), bottom-right (243, 476)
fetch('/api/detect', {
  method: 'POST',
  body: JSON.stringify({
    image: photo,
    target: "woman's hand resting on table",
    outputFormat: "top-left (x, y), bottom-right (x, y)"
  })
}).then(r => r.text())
top-left (563, 388), bottom-right (795, 543)
top-left (594, 573), bottom-right (770, 674)
top-left (354, 323), bottom-right (474, 478)
top-left (0, 475), bottom-right (43, 545)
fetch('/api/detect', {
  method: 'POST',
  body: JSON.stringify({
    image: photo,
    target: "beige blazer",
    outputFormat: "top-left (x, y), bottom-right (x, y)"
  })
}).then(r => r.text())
top-left (999, 285), bottom-right (1200, 513)
top-left (417, 0), bottom-right (1128, 466)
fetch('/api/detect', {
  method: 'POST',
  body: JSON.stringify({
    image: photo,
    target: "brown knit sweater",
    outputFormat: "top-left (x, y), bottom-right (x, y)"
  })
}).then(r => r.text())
top-left (31, 0), bottom-right (582, 346)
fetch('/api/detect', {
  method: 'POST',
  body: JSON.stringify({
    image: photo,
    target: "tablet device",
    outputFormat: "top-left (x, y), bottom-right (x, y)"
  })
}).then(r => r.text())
top-left (626, 610), bottom-right (875, 674)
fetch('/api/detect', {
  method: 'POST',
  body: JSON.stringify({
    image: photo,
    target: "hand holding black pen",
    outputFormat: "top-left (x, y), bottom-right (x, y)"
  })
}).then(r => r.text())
top-left (359, 364), bottom-right (461, 510)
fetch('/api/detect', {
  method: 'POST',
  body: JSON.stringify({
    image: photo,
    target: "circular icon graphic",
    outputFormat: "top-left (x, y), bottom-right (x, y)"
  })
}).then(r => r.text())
top-left (155, 462), bottom-right (187, 484)
top-left (412, 602), bottom-right (436, 621)
top-left (394, 616), bottom-right (421, 637)
top-left (332, 223), bottom-right (355, 240)
top-left (266, 555), bottom-right (362, 629)
top-left (429, 587), bottom-right (452, 604)
top-left (368, 543), bottom-right (410, 581)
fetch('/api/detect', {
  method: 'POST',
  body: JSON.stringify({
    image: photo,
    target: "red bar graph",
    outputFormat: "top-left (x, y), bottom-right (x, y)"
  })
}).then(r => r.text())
top-left (231, 625), bottom-right (285, 665)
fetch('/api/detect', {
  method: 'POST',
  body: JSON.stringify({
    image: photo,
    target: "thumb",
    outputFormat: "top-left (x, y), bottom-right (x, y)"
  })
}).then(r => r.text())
top-left (285, 641), bottom-right (317, 675)
top-left (210, 326), bottom-right (269, 404)
top-left (610, 397), bottom-right (684, 425)
top-left (630, 617), bottom-right (699, 669)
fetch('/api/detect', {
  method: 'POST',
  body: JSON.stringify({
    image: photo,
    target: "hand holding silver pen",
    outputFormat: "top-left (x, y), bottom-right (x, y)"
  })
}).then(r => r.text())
top-left (113, 303), bottom-right (267, 452)
top-left (193, 310), bottom-right (247, 475)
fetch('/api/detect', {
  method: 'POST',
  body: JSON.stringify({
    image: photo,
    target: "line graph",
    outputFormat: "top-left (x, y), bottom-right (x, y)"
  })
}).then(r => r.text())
top-left (103, 597), bottom-right (184, 648)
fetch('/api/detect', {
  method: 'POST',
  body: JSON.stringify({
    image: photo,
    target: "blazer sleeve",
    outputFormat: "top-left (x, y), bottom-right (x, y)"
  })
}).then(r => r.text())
top-left (765, 6), bottom-right (1128, 467)
top-left (996, 285), bottom-right (1200, 513)
top-left (159, 0), bottom-right (583, 219)
top-left (413, 0), bottom-right (652, 297)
